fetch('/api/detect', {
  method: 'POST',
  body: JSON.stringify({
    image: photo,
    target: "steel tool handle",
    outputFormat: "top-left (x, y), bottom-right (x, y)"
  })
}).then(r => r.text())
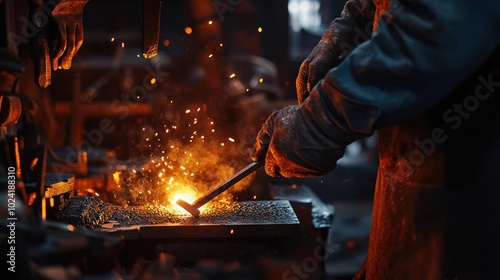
top-left (192, 161), bottom-right (264, 208)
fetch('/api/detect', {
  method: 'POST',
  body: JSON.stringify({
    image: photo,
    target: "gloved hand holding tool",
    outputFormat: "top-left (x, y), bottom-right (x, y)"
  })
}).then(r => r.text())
top-left (27, 0), bottom-right (89, 87)
top-left (251, 89), bottom-right (367, 178)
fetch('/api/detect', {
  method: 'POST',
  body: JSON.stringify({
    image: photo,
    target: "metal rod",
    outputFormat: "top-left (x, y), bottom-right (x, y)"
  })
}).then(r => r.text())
top-left (192, 161), bottom-right (264, 208)
top-left (176, 161), bottom-right (264, 217)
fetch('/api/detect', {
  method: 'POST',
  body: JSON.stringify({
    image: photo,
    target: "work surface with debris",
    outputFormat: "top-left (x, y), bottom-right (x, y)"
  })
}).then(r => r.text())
top-left (55, 196), bottom-right (301, 239)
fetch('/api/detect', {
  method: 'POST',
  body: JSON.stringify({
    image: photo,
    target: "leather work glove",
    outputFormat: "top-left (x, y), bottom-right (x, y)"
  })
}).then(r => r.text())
top-left (251, 85), bottom-right (367, 178)
top-left (297, 39), bottom-right (338, 104)
top-left (296, 0), bottom-right (375, 104)
top-left (51, 0), bottom-right (89, 70)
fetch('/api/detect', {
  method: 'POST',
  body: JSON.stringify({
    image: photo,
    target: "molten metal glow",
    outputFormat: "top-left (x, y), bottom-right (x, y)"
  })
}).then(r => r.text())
top-left (171, 190), bottom-right (197, 213)
top-left (168, 187), bottom-right (210, 214)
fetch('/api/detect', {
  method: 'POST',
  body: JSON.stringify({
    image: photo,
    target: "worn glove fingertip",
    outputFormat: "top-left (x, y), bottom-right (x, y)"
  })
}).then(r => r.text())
top-left (264, 154), bottom-right (279, 178)
top-left (250, 145), bottom-right (263, 162)
top-left (52, 59), bottom-right (59, 71)
top-left (62, 60), bottom-right (72, 70)
top-left (251, 130), bottom-right (270, 161)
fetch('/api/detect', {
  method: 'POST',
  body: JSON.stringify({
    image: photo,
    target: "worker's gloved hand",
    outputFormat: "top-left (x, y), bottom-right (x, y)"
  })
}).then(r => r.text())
top-left (296, 0), bottom-right (376, 104)
top-left (251, 105), bottom-right (347, 178)
top-left (296, 39), bottom-right (340, 104)
top-left (51, 0), bottom-right (89, 70)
